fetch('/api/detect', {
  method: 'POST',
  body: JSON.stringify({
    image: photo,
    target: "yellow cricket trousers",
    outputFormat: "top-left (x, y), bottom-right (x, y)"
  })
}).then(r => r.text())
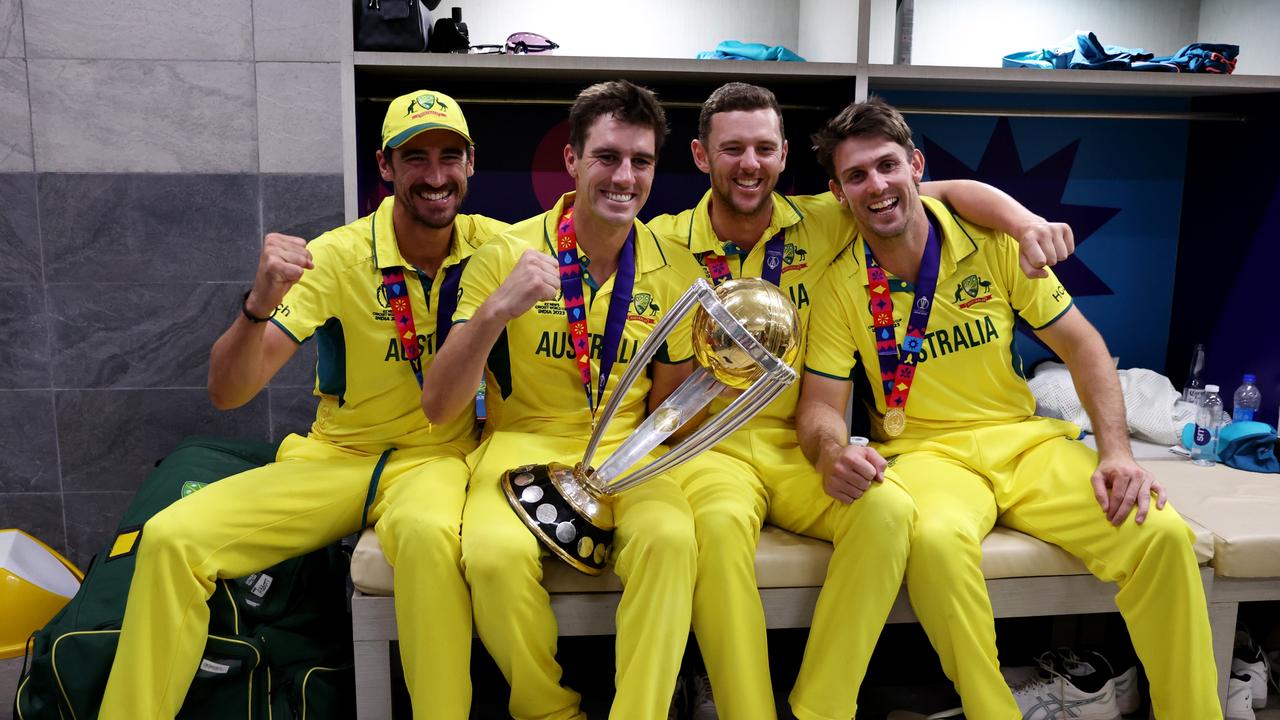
top-left (461, 431), bottom-right (697, 720)
top-left (668, 436), bottom-right (774, 720)
top-left (880, 419), bottom-right (1220, 720)
top-left (758, 428), bottom-right (918, 720)
top-left (99, 433), bottom-right (474, 720)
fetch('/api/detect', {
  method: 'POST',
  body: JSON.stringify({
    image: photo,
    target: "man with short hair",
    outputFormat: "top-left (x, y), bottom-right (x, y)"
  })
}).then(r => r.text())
top-left (795, 97), bottom-right (1218, 719)
top-left (647, 82), bottom-right (1078, 719)
top-left (423, 79), bottom-right (706, 720)
top-left (99, 90), bottom-right (502, 719)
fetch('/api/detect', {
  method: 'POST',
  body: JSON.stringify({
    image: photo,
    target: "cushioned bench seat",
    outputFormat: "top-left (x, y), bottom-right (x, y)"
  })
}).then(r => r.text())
top-left (349, 512), bottom-right (1215, 719)
top-left (351, 522), bottom-right (1214, 596)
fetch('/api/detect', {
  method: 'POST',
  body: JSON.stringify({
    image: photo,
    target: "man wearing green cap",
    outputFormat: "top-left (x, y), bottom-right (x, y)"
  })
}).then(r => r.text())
top-left (98, 90), bottom-right (504, 720)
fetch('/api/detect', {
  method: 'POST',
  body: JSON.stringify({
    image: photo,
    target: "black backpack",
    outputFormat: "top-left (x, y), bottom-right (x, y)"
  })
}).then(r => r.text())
top-left (14, 436), bottom-right (356, 720)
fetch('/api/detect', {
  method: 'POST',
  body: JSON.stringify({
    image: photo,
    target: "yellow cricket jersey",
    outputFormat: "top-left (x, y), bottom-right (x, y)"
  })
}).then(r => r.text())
top-left (271, 196), bottom-right (509, 452)
top-left (805, 196), bottom-right (1074, 442)
top-left (454, 192), bottom-right (703, 449)
top-left (647, 191), bottom-right (856, 430)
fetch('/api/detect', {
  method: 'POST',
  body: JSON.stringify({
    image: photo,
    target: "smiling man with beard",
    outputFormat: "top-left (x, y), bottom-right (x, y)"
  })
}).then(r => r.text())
top-left (796, 97), bottom-right (1217, 720)
top-left (98, 90), bottom-right (506, 720)
top-left (423, 79), bottom-right (707, 720)
top-left (644, 82), bottom-right (1079, 719)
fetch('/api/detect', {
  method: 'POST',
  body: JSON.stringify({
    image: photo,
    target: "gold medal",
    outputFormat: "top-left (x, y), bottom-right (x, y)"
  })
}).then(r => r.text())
top-left (883, 407), bottom-right (906, 437)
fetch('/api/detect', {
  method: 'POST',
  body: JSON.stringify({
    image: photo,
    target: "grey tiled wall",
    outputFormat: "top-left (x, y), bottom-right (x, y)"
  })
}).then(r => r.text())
top-left (0, 0), bottom-right (345, 569)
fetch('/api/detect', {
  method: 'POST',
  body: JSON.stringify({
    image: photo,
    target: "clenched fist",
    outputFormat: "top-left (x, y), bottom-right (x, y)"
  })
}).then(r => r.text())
top-left (246, 233), bottom-right (314, 318)
top-left (487, 250), bottom-right (560, 322)
top-left (1015, 220), bottom-right (1075, 279)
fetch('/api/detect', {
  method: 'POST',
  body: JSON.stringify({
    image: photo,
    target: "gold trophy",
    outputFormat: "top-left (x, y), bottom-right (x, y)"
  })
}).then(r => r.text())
top-left (502, 277), bottom-right (800, 575)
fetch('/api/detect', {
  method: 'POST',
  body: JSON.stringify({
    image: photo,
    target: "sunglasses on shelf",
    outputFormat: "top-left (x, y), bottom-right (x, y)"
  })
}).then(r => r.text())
top-left (470, 32), bottom-right (559, 55)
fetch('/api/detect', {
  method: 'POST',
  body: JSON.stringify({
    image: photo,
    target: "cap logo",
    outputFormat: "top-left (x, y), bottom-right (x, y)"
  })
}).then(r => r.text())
top-left (406, 93), bottom-right (438, 116)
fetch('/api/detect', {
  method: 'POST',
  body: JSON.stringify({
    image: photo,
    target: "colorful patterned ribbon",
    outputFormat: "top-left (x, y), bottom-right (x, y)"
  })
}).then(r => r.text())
top-left (555, 205), bottom-right (637, 418)
top-left (380, 262), bottom-right (462, 388)
top-left (702, 231), bottom-right (785, 287)
top-left (863, 220), bottom-right (942, 416)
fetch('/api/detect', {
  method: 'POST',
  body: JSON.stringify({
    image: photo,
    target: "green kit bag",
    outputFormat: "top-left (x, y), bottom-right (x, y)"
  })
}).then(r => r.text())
top-left (14, 436), bottom-right (355, 720)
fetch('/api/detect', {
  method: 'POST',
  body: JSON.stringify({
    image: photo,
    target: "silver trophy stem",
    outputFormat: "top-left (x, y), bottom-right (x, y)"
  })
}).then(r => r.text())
top-left (605, 364), bottom-right (792, 493)
top-left (591, 367), bottom-right (723, 485)
top-left (580, 279), bottom-right (715, 474)
top-left (601, 300), bottom-right (797, 494)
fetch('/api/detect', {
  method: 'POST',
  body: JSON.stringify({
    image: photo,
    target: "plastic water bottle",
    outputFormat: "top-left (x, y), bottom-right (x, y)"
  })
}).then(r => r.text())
top-left (1232, 374), bottom-right (1262, 423)
top-left (1191, 385), bottom-right (1223, 467)
top-left (1182, 343), bottom-right (1207, 405)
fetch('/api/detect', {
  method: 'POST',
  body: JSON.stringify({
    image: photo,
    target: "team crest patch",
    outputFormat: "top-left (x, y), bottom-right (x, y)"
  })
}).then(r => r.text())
top-left (954, 274), bottom-right (993, 308)
top-left (782, 243), bottom-right (809, 272)
top-left (406, 93), bottom-right (438, 115)
top-left (628, 292), bottom-right (659, 324)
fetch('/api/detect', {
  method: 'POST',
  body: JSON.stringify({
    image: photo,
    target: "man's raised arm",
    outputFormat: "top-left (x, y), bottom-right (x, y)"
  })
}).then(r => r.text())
top-left (208, 232), bottom-right (310, 409)
top-left (422, 249), bottom-right (559, 424)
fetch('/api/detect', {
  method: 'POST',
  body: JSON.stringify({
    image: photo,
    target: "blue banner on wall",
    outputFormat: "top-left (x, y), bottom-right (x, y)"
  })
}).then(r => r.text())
top-left (904, 109), bottom-right (1189, 374)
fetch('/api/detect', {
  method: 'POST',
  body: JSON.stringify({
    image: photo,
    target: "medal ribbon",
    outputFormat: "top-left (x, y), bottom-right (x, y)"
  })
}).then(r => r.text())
top-left (863, 220), bottom-right (942, 416)
top-left (702, 231), bottom-right (785, 287)
top-left (379, 262), bottom-right (462, 389)
top-left (555, 205), bottom-right (637, 418)
top-left (382, 267), bottom-right (424, 387)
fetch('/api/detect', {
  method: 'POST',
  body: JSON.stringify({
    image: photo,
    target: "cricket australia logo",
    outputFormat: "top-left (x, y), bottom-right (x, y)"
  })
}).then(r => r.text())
top-left (406, 93), bottom-right (440, 115)
top-left (627, 292), bottom-right (659, 325)
top-left (954, 273), bottom-right (993, 309)
top-left (782, 243), bottom-right (809, 271)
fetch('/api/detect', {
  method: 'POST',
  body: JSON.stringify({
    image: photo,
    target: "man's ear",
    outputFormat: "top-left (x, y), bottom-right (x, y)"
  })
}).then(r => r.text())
top-left (376, 149), bottom-right (394, 182)
top-left (691, 138), bottom-right (711, 174)
top-left (563, 144), bottom-right (577, 179)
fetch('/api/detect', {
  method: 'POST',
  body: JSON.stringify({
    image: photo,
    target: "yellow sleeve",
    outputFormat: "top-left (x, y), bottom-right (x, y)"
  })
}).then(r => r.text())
top-left (655, 248), bottom-right (703, 365)
top-left (997, 232), bottom-right (1075, 329)
top-left (453, 233), bottom-right (512, 324)
top-left (270, 234), bottom-right (342, 344)
top-left (803, 252), bottom-right (862, 380)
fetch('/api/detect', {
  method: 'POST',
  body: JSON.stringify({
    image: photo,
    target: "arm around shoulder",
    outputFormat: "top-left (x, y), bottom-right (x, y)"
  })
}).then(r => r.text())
top-left (921, 179), bottom-right (1074, 278)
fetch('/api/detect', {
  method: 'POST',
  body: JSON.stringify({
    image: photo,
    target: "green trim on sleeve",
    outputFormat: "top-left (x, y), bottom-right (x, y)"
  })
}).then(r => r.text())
top-left (268, 317), bottom-right (305, 344)
top-left (1030, 299), bottom-right (1075, 330)
top-left (804, 366), bottom-right (853, 381)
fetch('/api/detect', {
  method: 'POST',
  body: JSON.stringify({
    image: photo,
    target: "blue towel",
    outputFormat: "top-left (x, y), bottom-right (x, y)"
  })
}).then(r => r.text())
top-left (1180, 421), bottom-right (1279, 473)
top-left (1003, 32), bottom-right (1237, 73)
top-left (697, 40), bottom-right (805, 62)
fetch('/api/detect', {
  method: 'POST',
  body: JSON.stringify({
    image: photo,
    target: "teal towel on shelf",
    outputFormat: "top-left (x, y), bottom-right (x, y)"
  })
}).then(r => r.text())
top-left (697, 40), bottom-right (805, 62)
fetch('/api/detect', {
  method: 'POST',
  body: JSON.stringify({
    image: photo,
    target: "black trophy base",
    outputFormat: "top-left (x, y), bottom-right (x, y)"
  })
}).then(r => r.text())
top-left (501, 462), bottom-right (614, 576)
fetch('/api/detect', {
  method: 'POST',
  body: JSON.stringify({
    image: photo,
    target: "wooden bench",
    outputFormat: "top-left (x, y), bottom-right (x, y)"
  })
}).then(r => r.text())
top-left (349, 495), bottom-right (1218, 719)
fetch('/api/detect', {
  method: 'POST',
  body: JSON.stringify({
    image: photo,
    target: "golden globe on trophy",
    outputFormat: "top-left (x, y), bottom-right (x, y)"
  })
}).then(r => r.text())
top-left (501, 277), bottom-right (801, 575)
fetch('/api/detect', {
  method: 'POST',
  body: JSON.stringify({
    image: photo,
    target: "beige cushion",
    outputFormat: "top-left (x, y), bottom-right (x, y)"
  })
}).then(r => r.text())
top-left (351, 518), bottom-right (1213, 597)
top-left (1152, 460), bottom-right (1280, 578)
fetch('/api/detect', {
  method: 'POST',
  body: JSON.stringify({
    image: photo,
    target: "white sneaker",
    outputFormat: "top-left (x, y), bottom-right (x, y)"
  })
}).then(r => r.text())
top-left (688, 672), bottom-right (717, 720)
top-left (1009, 667), bottom-right (1121, 720)
top-left (1234, 628), bottom-right (1271, 708)
top-left (1226, 673), bottom-right (1256, 720)
top-left (1110, 665), bottom-right (1139, 716)
top-left (1057, 649), bottom-right (1139, 715)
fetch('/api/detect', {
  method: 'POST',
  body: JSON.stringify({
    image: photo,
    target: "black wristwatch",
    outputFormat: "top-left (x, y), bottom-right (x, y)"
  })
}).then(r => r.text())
top-left (241, 291), bottom-right (277, 323)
